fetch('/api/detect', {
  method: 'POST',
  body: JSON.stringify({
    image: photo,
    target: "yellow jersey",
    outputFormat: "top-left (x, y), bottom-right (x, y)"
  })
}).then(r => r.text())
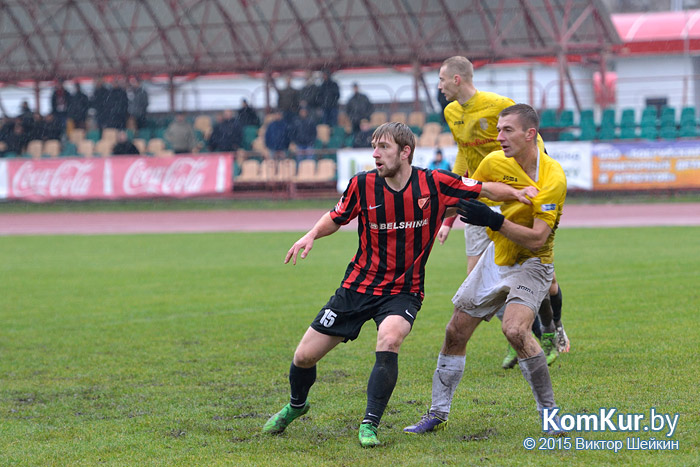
top-left (444, 91), bottom-right (514, 178)
top-left (472, 148), bottom-right (567, 266)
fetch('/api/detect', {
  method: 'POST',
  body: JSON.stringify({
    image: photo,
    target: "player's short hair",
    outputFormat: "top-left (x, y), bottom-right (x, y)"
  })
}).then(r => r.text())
top-left (372, 122), bottom-right (416, 163)
top-left (499, 104), bottom-right (540, 133)
top-left (441, 56), bottom-right (474, 81)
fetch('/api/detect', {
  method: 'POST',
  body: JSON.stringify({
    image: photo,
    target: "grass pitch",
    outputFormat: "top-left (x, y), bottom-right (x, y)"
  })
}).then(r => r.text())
top-left (1, 226), bottom-right (698, 466)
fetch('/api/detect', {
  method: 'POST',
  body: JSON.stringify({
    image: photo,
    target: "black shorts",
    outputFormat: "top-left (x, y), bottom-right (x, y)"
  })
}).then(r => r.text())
top-left (310, 287), bottom-right (422, 342)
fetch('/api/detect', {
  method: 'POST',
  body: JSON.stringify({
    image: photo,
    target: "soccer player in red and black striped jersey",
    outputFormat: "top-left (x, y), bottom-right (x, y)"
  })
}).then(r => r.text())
top-left (262, 122), bottom-right (537, 447)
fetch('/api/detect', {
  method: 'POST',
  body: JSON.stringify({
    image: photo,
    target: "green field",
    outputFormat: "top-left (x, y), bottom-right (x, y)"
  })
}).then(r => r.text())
top-left (1, 226), bottom-right (698, 466)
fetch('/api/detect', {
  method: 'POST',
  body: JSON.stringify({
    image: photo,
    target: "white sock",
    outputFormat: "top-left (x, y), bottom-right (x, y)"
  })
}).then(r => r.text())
top-left (429, 353), bottom-right (466, 419)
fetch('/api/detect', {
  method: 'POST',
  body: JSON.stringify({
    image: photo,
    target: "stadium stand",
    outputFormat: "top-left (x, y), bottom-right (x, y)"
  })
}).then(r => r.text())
top-left (43, 139), bottom-right (61, 158)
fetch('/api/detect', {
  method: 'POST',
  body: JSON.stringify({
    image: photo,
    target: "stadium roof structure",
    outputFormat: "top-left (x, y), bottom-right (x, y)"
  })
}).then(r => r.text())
top-left (612, 9), bottom-right (700, 55)
top-left (0, 0), bottom-right (620, 82)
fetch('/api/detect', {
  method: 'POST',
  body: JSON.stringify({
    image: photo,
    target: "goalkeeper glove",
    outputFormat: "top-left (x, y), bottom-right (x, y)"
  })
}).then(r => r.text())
top-left (457, 199), bottom-right (505, 231)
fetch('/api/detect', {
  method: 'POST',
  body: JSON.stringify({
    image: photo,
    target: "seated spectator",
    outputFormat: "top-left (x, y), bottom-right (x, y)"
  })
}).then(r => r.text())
top-left (208, 109), bottom-right (243, 152)
top-left (264, 111), bottom-right (290, 160)
top-left (2, 119), bottom-right (30, 155)
top-left (428, 149), bottom-right (451, 171)
top-left (352, 119), bottom-right (373, 148)
top-left (290, 106), bottom-right (317, 161)
top-left (41, 114), bottom-right (64, 141)
top-left (112, 130), bottom-right (141, 155)
top-left (164, 113), bottom-right (197, 154)
top-left (237, 99), bottom-right (261, 128)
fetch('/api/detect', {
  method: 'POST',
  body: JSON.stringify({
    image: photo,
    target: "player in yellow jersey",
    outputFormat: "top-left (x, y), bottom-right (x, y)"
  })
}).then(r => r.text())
top-left (435, 56), bottom-right (568, 369)
top-left (405, 104), bottom-right (567, 436)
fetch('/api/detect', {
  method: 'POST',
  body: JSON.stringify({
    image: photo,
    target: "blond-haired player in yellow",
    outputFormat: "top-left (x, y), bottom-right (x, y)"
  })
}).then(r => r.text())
top-left (405, 103), bottom-right (567, 436)
top-left (435, 56), bottom-right (567, 370)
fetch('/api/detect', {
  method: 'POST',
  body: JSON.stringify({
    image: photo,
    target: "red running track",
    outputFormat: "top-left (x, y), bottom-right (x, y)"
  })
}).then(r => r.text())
top-left (1, 203), bottom-right (699, 236)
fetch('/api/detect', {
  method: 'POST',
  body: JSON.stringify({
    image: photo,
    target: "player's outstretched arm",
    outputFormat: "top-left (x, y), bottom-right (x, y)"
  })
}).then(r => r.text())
top-left (480, 182), bottom-right (537, 205)
top-left (284, 212), bottom-right (341, 265)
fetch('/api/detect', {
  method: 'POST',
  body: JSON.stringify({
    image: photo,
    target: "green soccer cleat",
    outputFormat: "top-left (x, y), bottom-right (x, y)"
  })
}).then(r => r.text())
top-left (541, 332), bottom-right (559, 366)
top-left (262, 402), bottom-right (310, 434)
top-left (501, 344), bottom-right (518, 369)
top-left (358, 423), bottom-right (381, 448)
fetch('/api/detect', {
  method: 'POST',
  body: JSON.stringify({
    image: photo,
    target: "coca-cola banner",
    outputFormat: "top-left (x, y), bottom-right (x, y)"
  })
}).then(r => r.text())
top-left (0, 154), bottom-right (233, 202)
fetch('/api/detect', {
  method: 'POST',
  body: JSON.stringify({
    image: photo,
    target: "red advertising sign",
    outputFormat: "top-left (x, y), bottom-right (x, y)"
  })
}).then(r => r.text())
top-left (0, 154), bottom-right (233, 202)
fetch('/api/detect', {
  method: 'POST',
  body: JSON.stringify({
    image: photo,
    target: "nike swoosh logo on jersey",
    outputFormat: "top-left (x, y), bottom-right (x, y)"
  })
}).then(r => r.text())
top-left (369, 204), bottom-right (382, 210)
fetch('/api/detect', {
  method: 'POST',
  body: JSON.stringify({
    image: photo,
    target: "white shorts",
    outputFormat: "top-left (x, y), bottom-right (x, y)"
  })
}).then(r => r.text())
top-left (452, 242), bottom-right (554, 321)
top-left (464, 205), bottom-right (501, 257)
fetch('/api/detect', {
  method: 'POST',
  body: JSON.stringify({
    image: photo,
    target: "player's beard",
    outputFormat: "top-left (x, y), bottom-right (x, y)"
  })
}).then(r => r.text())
top-left (377, 150), bottom-right (401, 178)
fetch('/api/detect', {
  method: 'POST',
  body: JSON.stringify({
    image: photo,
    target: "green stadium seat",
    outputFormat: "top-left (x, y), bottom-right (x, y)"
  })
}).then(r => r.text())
top-left (578, 124), bottom-right (597, 141)
top-left (660, 107), bottom-right (676, 126)
top-left (539, 109), bottom-right (557, 129)
top-left (640, 106), bottom-right (658, 127)
top-left (640, 124), bottom-right (658, 140)
top-left (426, 113), bottom-right (443, 123)
top-left (659, 125), bottom-right (678, 139)
top-left (600, 108), bottom-right (616, 127)
top-left (86, 128), bottom-right (101, 142)
top-left (598, 126), bottom-right (617, 141)
top-left (138, 128), bottom-right (152, 140)
top-left (620, 108), bottom-right (636, 128)
top-left (619, 126), bottom-right (637, 139)
top-left (579, 109), bottom-right (595, 127)
top-left (679, 124), bottom-right (698, 138)
top-left (558, 131), bottom-right (576, 141)
top-left (61, 142), bottom-right (78, 156)
top-left (557, 110), bottom-right (574, 128)
top-left (680, 106), bottom-right (696, 125)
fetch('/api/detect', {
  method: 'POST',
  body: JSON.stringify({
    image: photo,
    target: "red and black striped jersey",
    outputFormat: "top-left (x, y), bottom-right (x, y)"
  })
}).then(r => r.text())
top-left (330, 167), bottom-right (482, 299)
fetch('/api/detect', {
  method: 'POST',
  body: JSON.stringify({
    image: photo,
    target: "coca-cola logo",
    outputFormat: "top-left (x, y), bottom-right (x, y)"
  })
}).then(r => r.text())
top-left (12, 160), bottom-right (95, 197)
top-left (123, 158), bottom-right (209, 195)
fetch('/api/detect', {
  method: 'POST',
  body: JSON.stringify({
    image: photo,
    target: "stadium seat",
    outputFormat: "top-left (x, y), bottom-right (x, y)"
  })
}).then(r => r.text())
top-left (539, 109), bottom-right (557, 129)
top-left (557, 110), bottom-right (574, 128)
top-left (77, 139), bottom-right (95, 157)
top-left (426, 112), bottom-right (443, 124)
top-left (251, 136), bottom-right (270, 159)
top-left (680, 106), bottom-right (696, 126)
top-left (600, 108), bottom-right (616, 127)
top-left (390, 112), bottom-right (407, 124)
top-left (295, 159), bottom-right (317, 182)
top-left (275, 159), bottom-right (297, 181)
top-left (86, 128), bottom-right (101, 143)
top-left (315, 159), bottom-right (336, 181)
top-left (598, 126), bottom-right (617, 141)
top-left (370, 111), bottom-right (388, 127)
top-left (95, 139), bottom-right (113, 157)
top-left (579, 109), bottom-right (595, 128)
top-left (69, 128), bottom-right (85, 145)
top-left (146, 138), bottom-right (167, 156)
top-left (408, 111), bottom-right (426, 128)
top-left (640, 106), bottom-right (658, 127)
top-left (620, 108), bottom-right (636, 128)
top-left (437, 132), bottom-right (454, 148)
top-left (236, 159), bottom-right (261, 181)
top-left (579, 124), bottom-right (597, 141)
top-left (101, 128), bottom-right (118, 145)
top-left (558, 131), bottom-right (576, 141)
top-left (659, 125), bottom-right (678, 139)
top-left (61, 142), bottom-right (78, 157)
top-left (660, 107), bottom-right (676, 126)
top-left (679, 124), bottom-right (698, 137)
top-left (640, 125), bottom-right (658, 140)
top-left (619, 126), bottom-right (637, 139)
top-left (132, 138), bottom-right (146, 155)
top-left (43, 139), bottom-right (61, 158)
top-left (260, 159), bottom-right (277, 181)
top-left (27, 140), bottom-right (43, 159)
